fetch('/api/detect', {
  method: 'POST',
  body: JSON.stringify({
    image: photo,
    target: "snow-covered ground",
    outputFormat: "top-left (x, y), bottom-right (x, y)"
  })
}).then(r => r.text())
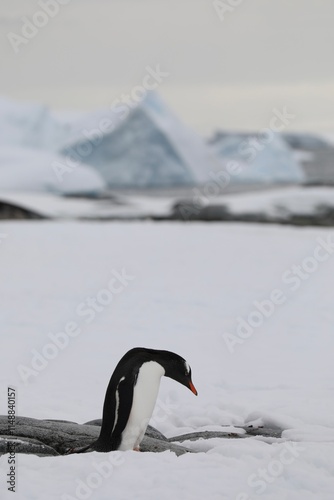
top-left (0, 221), bottom-right (334, 499)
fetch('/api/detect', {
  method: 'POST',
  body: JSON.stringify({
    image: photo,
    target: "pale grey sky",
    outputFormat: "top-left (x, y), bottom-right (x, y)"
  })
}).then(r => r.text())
top-left (1, 0), bottom-right (334, 134)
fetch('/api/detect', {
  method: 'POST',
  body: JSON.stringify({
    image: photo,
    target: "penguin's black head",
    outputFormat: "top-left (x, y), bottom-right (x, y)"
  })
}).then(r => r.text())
top-left (155, 349), bottom-right (198, 396)
top-left (120, 348), bottom-right (198, 395)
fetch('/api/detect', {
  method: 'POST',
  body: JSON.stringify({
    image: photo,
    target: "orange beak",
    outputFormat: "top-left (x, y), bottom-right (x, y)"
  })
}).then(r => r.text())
top-left (188, 380), bottom-right (198, 396)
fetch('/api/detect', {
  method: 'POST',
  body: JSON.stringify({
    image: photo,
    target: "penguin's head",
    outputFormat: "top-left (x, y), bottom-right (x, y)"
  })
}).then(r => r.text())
top-left (122, 348), bottom-right (198, 396)
top-left (159, 351), bottom-right (198, 396)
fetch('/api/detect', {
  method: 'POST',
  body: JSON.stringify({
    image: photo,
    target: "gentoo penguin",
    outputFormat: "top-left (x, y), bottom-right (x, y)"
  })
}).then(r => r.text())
top-left (68, 347), bottom-right (197, 453)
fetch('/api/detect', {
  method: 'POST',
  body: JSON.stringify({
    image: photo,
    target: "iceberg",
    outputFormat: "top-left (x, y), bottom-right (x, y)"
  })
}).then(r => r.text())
top-left (0, 97), bottom-right (106, 196)
top-left (60, 92), bottom-right (217, 188)
top-left (0, 96), bottom-right (68, 151)
top-left (0, 147), bottom-right (105, 196)
top-left (0, 93), bottom-right (305, 193)
top-left (209, 131), bottom-right (305, 184)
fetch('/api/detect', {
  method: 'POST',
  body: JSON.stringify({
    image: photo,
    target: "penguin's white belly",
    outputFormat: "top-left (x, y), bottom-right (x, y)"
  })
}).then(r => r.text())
top-left (119, 361), bottom-right (165, 451)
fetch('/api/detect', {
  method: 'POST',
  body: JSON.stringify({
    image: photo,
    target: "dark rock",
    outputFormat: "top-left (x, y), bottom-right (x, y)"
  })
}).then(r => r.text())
top-left (243, 425), bottom-right (282, 439)
top-left (82, 420), bottom-right (167, 441)
top-left (169, 425), bottom-right (283, 443)
top-left (0, 201), bottom-right (46, 220)
top-left (0, 416), bottom-right (282, 457)
top-left (43, 419), bottom-right (79, 425)
top-left (0, 416), bottom-right (184, 456)
top-left (199, 205), bottom-right (233, 221)
top-left (168, 431), bottom-right (244, 443)
top-left (0, 416), bottom-right (99, 455)
top-left (140, 436), bottom-right (192, 456)
top-left (171, 200), bottom-right (203, 221)
top-left (145, 425), bottom-right (168, 441)
top-left (0, 435), bottom-right (59, 457)
top-left (83, 419), bottom-right (102, 426)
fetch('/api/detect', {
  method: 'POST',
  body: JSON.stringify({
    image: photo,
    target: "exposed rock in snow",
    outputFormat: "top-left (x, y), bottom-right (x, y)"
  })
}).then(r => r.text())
top-left (0, 436), bottom-right (60, 457)
top-left (168, 425), bottom-right (283, 443)
top-left (2, 186), bottom-right (334, 226)
top-left (0, 191), bottom-right (175, 219)
top-left (83, 419), bottom-right (169, 442)
top-left (0, 417), bottom-right (191, 456)
top-left (171, 186), bottom-right (334, 225)
top-left (0, 416), bottom-right (284, 458)
top-left (0, 417), bottom-right (99, 455)
top-left (0, 199), bottom-right (45, 220)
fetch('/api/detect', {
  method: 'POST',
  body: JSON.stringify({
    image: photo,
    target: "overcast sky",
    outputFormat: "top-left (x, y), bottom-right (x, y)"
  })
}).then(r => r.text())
top-left (1, 0), bottom-right (333, 134)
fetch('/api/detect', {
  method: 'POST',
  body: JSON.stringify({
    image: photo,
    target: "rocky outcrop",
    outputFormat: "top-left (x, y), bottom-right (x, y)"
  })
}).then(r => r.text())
top-left (0, 416), bottom-right (283, 458)
top-left (0, 201), bottom-right (45, 220)
top-left (168, 425), bottom-right (283, 443)
top-left (0, 417), bottom-right (190, 457)
top-left (0, 435), bottom-right (60, 457)
top-left (169, 200), bottom-right (334, 226)
top-left (0, 417), bottom-right (99, 455)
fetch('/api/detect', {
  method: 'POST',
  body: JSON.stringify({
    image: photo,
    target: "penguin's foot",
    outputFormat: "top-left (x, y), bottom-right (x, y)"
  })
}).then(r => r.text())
top-left (133, 446), bottom-right (140, 452)
top-left (64, 443), bottom-right (94, 455)
top-left (64, 448), bottom-right (72, 455)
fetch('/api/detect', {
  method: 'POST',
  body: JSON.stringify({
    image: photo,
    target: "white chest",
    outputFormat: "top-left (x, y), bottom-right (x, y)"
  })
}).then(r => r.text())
top-left (119, 361), bottom-right (165, 450)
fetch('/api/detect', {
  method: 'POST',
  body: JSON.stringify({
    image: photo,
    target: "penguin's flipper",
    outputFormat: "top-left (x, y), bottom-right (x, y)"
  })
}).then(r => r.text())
top-left (109, 376), bottom-right (134, 449)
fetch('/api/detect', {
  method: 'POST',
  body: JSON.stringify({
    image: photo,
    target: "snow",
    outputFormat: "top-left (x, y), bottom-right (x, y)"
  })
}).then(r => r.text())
top-left (0, 221), bottom-right (334, 499)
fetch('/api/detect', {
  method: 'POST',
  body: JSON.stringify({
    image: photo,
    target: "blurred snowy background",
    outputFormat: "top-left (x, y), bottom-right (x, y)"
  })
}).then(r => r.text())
top-left (0, 0), bottom-right (334, 221)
